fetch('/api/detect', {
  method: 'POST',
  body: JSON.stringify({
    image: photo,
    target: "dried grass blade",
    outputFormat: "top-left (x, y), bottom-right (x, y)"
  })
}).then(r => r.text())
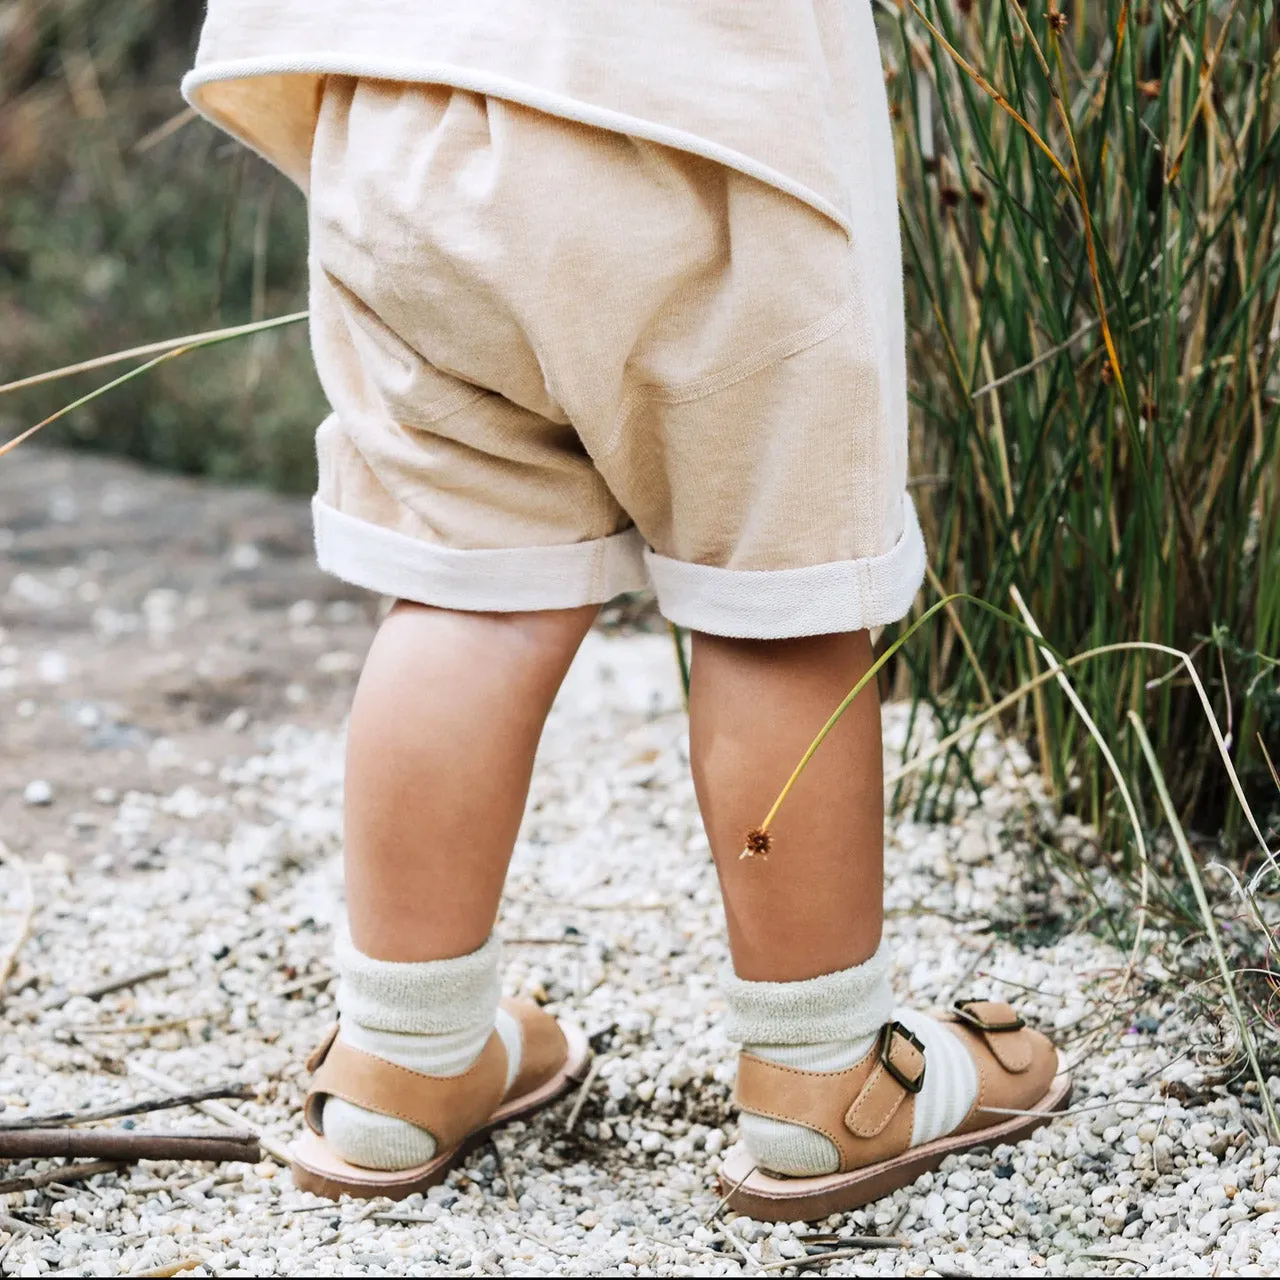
top-left (1128, 711), bottom-right (1280, 1139)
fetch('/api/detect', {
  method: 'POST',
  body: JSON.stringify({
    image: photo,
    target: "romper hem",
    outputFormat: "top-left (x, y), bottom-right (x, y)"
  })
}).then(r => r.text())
top-left (645, 494), bottom-right (927, 640)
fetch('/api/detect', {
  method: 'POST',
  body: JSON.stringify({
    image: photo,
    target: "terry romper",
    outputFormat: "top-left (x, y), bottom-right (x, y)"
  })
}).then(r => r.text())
top-left (183, 0), bottom-right (925, 639)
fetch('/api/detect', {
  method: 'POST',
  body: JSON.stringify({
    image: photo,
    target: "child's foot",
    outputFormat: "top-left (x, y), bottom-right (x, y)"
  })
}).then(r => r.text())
top-left (288, 935), bottom-right (589, 1201)
top-left (719, 949), bottom-right (1070, 1221)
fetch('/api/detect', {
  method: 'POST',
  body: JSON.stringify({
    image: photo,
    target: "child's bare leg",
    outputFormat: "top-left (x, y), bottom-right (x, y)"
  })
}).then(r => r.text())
top-left (344, 601), bottom-right (598, 962)
top-left (689, 629), bottom-right (884, 983)
top-left (693, 630), bottom-right (975, 1177)
top-left (320, 601), bottom-right (595, 1172)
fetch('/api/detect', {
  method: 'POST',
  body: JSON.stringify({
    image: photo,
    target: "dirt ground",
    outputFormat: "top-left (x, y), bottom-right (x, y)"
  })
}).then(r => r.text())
top-left (0, 446), bottom-right (381, 860)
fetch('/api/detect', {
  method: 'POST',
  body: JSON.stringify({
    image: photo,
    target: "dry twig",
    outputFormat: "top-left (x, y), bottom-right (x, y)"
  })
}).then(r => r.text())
top-left (0, 1161), bottom-right (121, 1196)
top-left (0, 1129), bottom-right (259, 1163)
top-left (128, 1062), bottom-right (292, 1164)
top-left (42, 964), bottom-right (172, 1010)
top-left (0, 1084), bottom-right (252, 1131)
top-left (563, 1057), bottom-right (602, 1134)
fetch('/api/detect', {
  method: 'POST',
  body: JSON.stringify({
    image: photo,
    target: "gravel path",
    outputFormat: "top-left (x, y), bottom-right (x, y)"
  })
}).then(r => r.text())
top-left (3, 625), bottom-right (1280, 1276)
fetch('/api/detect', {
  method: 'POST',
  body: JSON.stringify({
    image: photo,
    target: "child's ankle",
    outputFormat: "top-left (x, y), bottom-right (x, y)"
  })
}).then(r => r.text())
top-left (725, 946), bottom-right (894, 1176)
top-left (322, 932), bottom-right (518, 1171)
top-left (725, 947), bottom-right (982, 1178)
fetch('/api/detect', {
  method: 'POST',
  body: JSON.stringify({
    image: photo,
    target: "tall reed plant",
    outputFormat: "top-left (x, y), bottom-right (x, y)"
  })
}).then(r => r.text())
top-left (881, 0), bottom-right (1280, 857)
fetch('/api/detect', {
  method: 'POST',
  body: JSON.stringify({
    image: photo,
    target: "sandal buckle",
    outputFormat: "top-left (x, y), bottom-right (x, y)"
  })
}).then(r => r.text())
top-left (879, 1021), bottom-right (926, 1094)
top-left (953, 999), bottom-right (1025, 1033)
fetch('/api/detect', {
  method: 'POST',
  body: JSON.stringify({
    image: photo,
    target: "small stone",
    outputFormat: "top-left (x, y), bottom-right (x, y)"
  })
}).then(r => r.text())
top-left (23, 779), bottom-right (54, 807)
top-left (230, 543), bottom-right (262, 570)
top-left (37, 651), bottom-right (69, 684)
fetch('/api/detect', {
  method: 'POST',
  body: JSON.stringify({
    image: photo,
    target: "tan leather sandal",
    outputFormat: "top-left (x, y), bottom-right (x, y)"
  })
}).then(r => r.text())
top-left (289, 997), bottom-right (590, 1200)
top-left (720, 999), bottom-right (1072, 1222)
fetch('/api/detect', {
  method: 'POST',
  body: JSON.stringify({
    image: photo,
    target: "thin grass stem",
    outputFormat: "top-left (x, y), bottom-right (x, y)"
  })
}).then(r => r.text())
top-left (1128, 711), bottom-right (1280, 1139)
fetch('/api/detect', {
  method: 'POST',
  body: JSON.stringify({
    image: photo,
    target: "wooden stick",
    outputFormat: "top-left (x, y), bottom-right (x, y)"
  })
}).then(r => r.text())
top-left (0, 1161), bottom-right (121, 1196)
top-left (42, 964), bottom-right (172, 1010)
top-left (129, 1062), bottom-right (292, 1164)
top-left (66, 1016), bottom-right (206, 1036)
top-left (0, 1129), bottom-right (260, 1162)
top-left (0, 1212), bottom-right (45, 1237)
top-left (273, 970), bottom-right (335, 999)
top-left (0, 1083), bottom-right (253, 1131)
top-left (563, 1057), bottom-right (602, 1133)
top-left (758, 1242), bottom-right (906, 1272)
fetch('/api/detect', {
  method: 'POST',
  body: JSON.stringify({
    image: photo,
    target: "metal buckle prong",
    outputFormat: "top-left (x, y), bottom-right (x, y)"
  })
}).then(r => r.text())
top-left (878, 1021), bottom-right (926, 1094)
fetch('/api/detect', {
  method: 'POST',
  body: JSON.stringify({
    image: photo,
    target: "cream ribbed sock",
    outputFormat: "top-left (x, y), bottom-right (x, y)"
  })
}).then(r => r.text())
top-left (724, 946), bottom-right (978, 1176)
top-left (322, 933), bottom-right (523, 1171)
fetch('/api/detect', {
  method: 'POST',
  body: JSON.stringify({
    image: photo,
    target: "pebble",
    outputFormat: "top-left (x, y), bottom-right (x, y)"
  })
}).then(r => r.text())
top-left (0, 632), bottom-right (1268, 1277)
top-left (22, 778), bottom-right (54, 806)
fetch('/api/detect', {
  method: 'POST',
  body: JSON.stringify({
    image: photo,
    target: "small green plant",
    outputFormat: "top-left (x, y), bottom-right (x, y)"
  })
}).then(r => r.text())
top-left (878, 0), bottom-right (1279, 850)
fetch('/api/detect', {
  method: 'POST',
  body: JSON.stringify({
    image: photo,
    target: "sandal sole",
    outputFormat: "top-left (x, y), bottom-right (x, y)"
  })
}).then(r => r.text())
top-left (719, 1058), bottom-right (1073, 1222)
top-left (288, 1018), bottom-right (591, 1202)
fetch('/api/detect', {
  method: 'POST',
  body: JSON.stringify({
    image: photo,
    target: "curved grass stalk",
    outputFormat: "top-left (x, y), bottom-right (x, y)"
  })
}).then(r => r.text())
top-left (1129, 711), bottom-right (1280, 1140)
top-left (742, 593), bottom-right (1061, 856)
top-left (752, 605), bottom-right (1275, 893)
top-left (881, 636), bottom-right (1276, 873)
top-left (0, 312), bottom-right (310, 459)
top-left (669, 623), bottom-right (691, 709)
top-left (0, 345), bottom-right (196, 459)
top-left (0, 311), bottom-right (309, 398)
top-left (1009, 586), bottom-right (1149, 993)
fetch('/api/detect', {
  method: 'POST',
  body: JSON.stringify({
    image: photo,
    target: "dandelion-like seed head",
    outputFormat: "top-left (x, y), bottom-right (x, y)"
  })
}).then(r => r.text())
top-left (742, 828), bottom-right (773, 859)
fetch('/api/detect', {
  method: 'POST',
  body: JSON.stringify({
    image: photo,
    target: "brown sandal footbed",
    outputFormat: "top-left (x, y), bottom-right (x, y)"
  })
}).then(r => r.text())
top-left (719, 1053), bottom-right (1073, 1222)
top-left (289, 1018), bottom-right (591, 1201)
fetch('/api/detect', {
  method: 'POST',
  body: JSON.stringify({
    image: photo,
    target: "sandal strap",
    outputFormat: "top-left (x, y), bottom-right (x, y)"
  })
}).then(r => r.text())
top-left (303, 1029), bottom-right (508, 1153)
top-left (951, 999), bottom-right (1033, 1074)
top-left (735, 1022), bottom-right (924, 1172)
top-left (845, 1022), bottom-right (925, 1138)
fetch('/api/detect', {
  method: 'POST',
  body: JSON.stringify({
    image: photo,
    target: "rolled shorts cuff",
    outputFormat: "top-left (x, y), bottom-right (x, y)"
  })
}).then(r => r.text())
top-left (645, 494), bottom-right (928, 640)
top-left (313, 497), bottom-right (649, 611)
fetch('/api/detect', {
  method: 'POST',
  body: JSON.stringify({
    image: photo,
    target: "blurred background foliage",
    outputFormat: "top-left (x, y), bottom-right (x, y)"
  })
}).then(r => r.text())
top-left (1, 1), bottom-right (1277, 915)
top-left (0, 0), bottom-right (322, 489)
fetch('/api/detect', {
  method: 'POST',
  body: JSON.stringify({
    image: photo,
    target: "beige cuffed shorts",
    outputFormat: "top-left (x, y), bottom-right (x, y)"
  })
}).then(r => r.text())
top-left (308, 77), bottom-right (924, 639)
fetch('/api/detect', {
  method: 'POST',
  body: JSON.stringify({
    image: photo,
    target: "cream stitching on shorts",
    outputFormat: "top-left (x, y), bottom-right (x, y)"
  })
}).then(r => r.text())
top-left (601, 295), bottom-right (856, 457)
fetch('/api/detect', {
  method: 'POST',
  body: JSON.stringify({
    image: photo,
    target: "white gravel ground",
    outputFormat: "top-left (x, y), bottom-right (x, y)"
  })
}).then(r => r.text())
top-left (2, 629), bottom-right (1279, 1277)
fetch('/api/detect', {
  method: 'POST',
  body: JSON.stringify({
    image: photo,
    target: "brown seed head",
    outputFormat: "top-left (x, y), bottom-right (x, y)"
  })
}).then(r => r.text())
top-left (940, 185), bottom-right (963, 210)
top-left (1046, 6), bottom-right (1068, 34)
top-left (1137, 79), bottom-right (1162, 99)
top-left (956, 0), bottom-right (974, 14)
top-left (1100, 359), bottom-right (1115, 387)
top-left (743, 828), bottom-right (773, 859)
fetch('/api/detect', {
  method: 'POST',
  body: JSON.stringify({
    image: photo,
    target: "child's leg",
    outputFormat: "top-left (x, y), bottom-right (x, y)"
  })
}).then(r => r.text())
top-left (689, 629), bottom-right (884, 984)
top-left (321, 601), bottom-right (596, 1171)
top-left (343, 601), bottom-right (597, 962)
top-left (692, 629), bottom-right (979, 1177)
